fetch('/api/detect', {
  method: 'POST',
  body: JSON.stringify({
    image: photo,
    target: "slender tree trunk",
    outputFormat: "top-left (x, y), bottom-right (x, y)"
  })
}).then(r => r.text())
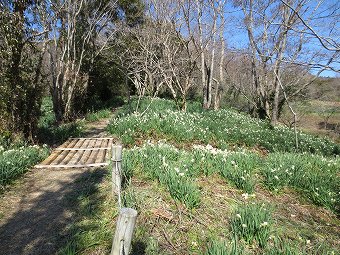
top-left (207, 5), bottom-right (218, 109)
top-left (196, 0), bottom-right (208, 109)
top-left (214, 6), bottom-right (225, 110)
top-left (271, 6), bottom-right (290, 125)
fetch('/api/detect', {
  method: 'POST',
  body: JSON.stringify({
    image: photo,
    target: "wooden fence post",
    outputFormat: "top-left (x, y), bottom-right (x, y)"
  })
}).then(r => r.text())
top-left (112, 144), bottom-right (122, 207)
top-left (111, 208), bottom-right (138, 255)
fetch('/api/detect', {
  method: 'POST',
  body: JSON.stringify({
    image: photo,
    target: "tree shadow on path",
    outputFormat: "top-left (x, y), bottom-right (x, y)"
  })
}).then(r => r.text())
top-left (0, 167), bottom-right (106, 255)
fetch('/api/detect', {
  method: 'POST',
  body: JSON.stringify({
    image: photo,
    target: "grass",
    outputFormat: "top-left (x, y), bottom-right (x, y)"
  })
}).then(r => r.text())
top-left (230, 203), bottom-right (272, 248)
top-left (0, 144), bottom-right (49, 189)
top-left (107, 97), bottom-right (340, 254)
top-left (16, 96), bottom-right (339, 254)
top-left (108, 97), bottom-right (340, 156)
top-left (55, 146), bottom-right (340, 254)
top-left (57, 169), bottom-right (117, 255)
top-left (85, 109), bottom-right (112, 122)
top-left (37, 97), bottom-right (85, 145)
top-left (124, 142), bottom-right (201, 209)
top-left (206, 239), bottom-right (244, 255)
top-left (107, 98), bottom-right (340, 213)
top-left (121, 139), bottom-right (340, 213)
top-left (261, 153), bottom-right (340, 212)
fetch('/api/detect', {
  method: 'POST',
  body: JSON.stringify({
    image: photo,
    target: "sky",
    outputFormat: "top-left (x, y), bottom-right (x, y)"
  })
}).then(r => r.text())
top-left (223, 1), bottom-right (339, 78)
top-left (22, 0), bottom-right (340, 78)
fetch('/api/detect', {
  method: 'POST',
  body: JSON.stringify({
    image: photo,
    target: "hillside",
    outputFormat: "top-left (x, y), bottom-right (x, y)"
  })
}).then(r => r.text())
top-left (1, 1), bottom-right (339, 254)
top-left (1, 97), bottom-right (339, 254)
top-left (279, 77), bottom-right (340, 143)
top-left (56, 97), bottom-right (340, 254)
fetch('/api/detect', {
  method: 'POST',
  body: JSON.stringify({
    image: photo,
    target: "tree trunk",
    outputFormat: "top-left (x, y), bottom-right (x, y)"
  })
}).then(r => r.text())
top-left (271, 78), bottom-right (280, 125)
top-left (196, 0), bottom-right (208, 109)
top-left (9, 1), bottom-right (26, 132)
top-left (214, 9), bottom-right (225, 110)
top-left (207, 7), bottom-right (217, 109)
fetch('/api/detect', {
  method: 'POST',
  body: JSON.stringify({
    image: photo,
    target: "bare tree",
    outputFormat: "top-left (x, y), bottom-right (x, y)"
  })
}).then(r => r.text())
top-left (49, 0), bottom-right (117, 122)
top-left (234, 0), bottom-right (337, 125)
top-left (213, 0), bottom-right (227, 109)
top-left (115, 0), bottom-right (201, 111)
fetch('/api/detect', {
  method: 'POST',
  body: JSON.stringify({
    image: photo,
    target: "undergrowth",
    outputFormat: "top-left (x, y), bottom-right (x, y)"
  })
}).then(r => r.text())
top-left (85, 109), bottom-right (112, 122)
top-left (123, 141), bottom-right (340, 213)
top-left (108, 97), bottom-right (340, 156)
top-left (37, 97), bottom-right (84, 145)
top-left (0, 145), bottom-right (49, 189)
top-left (230, 203), bottom-right (272, 248)
top-left (56, 97), bottom-right (339, 254)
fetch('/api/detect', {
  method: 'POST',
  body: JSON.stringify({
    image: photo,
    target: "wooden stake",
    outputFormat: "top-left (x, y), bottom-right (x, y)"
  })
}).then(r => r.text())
top-left (112, 145), bottom-right (122, 207)
top-left (111, 208), bottom-right (137, 255)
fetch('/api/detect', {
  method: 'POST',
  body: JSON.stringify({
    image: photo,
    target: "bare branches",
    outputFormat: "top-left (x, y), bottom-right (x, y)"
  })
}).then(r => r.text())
top-left (281, 0), bottom-right (340, 52)
top-left (49, 0), bottom-right (118, 121)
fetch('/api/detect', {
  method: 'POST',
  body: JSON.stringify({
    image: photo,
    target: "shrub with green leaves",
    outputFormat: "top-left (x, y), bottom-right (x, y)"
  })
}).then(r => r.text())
top-left (230, 203), bottom-right (272, 248)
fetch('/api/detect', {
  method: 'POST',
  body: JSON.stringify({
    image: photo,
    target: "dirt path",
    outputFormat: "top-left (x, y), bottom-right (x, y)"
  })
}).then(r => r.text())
top-left (0, 118), bottom-right (112, 255)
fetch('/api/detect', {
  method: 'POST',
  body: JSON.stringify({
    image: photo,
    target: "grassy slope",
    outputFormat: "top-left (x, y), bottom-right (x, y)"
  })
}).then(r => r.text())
top-left (58, 98), bottom-right (339, 255)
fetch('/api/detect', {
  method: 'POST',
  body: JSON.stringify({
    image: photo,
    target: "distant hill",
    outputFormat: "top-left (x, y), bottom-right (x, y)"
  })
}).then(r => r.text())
top-left (307, 77), bottom-right (340, 101)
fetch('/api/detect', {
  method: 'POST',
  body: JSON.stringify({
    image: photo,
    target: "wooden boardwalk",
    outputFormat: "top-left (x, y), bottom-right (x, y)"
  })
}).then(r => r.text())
top-left (35, 138), bottom-right (113, 168)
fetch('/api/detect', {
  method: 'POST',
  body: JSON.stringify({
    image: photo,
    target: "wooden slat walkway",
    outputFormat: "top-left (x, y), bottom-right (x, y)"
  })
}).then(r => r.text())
top-left (35, 138), bottom-right (113, 168)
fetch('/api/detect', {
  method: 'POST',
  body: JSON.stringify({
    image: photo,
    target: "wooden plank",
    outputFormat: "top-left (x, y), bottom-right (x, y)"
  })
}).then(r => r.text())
top-left (95, 139), bottom-right (108, 163)
top-left (49, 139), bottom-right (79, 165)
top-left (63, 139), bottom-right (86, 165)
top-left (35, 162), bottom-right (109, 168)
top-left (106, 139), bottom-right (114, 162)
top-left (78, 138), bottom-right (103, 164)
top-left (78, 147), bottom-right (94, 165)
top-left (108, 139), bottom-right (113, 149)
top-left (73, 139), bottom-right (91, 165)
top-left (36, 137), bottom-right (113, 168)
top-left (86, 139), bottom-right (102, 164)
top-left (68, 149), bottom-right (85, 166)
top-left (62, 139), bottom-right (74, 148)
top-left (55, 147), bottom-right (111, 151)
top-left (101, 139), bottom-right (110, 163)
top-left (86, 140), bottom-right (105, 163)
top-left (38, 139), bottom-right (73, 166)
top-left (58, 139), bottom-right (72, 148)
top-left (69, 138), bottom-right (113, 140)
top-left (38, 150), bottom-right (62, 166)
top-left (87, 138), bottom-right (97, 149)
top-left (67, 138), bottom-right (90, 165)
